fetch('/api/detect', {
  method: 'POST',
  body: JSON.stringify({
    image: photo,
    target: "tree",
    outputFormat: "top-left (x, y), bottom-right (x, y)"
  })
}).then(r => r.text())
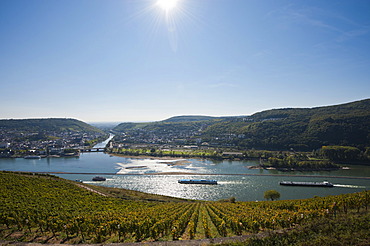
top-left (264, 190), bottom-right (281, 201)
top-left (321, 146), bottom-right (361, 161)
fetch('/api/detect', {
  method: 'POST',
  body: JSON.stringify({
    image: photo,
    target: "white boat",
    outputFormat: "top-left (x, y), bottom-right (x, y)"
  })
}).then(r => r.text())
top-left (24, 155), bottom-right (41, 159)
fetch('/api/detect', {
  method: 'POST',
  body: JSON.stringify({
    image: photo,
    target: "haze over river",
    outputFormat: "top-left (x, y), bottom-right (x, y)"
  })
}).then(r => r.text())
top-left (1, 137), bottom-right (369, 201)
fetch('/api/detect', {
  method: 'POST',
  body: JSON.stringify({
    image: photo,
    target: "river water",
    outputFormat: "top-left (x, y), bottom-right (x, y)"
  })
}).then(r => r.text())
top-left (1, 136), bottom-right (369, 201)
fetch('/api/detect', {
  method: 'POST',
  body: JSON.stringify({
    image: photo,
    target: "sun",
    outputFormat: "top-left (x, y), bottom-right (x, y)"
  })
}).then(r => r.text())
top-left (157, 0), bottom-right (179, 12)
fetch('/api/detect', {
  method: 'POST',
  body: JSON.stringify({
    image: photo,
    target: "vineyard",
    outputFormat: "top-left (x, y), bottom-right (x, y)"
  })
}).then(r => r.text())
top-left (0, 171), bottom-right (369, 244)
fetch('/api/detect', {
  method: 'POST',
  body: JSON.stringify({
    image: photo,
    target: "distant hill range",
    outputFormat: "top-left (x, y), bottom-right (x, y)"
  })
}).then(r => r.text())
top-left (114, 99), bottom-right (370, 150)
top-left (163, 115), bottom-right (227, 122)
top-left (0, 118), bottom-right (104, 134)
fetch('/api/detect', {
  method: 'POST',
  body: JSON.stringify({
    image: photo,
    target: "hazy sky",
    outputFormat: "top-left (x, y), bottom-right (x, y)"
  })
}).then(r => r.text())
top-left (1, 0), bottom-right (369, 122)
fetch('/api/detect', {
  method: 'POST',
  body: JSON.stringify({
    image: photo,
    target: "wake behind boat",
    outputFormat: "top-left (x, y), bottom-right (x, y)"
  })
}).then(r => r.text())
top-left (279, 181), bottom-right (333, 187)
top-left (178, 179), bottom-right (218, 185)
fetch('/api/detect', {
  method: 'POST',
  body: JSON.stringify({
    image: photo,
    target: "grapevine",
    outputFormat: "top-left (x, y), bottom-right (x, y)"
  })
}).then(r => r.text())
top-left (0, 172), bottom-right (368, 243)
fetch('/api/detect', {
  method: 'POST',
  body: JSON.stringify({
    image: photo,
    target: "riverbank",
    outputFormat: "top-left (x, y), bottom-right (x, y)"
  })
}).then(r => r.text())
top-left (109, 152), bottom-right (189, 160)
top-left (28, 171), bottom-right (370, 180)
top-left (105, 149), bottom-right (348, 172)
top-left (247, 165), bottom-right (343, 172)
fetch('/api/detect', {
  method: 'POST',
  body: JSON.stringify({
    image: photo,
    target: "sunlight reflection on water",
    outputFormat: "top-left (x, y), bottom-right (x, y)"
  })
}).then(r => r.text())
top-left (1, 152), bottom-right (369, 201)
top-left (115, 158), bottom-right (205, 174)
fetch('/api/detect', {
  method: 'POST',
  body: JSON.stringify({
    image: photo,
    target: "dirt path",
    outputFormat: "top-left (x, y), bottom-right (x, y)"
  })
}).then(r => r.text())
top-left (75, 183), bottom-right (109, 197)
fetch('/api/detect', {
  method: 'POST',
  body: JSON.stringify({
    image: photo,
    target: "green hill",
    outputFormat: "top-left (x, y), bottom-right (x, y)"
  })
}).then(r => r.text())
top-left (0, 118), bottom-right (104, 134)
top-left (112, 122), bottom-right (147, 131)
top-left (163, 115), bottom-right (220, 122)
top-left (113, 119), bottom-right (217, 135)
top-left (112, 99), bottom-right (370, 151)
top-left (201, 99), bottom-right (370, 150)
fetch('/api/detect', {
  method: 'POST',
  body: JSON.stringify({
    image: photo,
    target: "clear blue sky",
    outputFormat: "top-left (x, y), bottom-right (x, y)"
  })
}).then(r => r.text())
top-left (1, 0), bottom-right (369, 122)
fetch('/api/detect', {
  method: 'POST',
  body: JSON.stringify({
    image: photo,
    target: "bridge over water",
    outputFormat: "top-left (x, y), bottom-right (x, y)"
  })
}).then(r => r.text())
top-left (80, 148), bottom-right (105, 152)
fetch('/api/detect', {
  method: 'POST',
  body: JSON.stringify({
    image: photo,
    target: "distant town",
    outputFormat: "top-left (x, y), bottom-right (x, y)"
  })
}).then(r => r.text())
top-left (0, 128), bottom-right (107, 158)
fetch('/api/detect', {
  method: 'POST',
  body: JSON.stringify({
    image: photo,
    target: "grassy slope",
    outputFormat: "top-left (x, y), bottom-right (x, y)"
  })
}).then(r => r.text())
top-left (219, 212), bottom-right (370, 246)
top-left (81, 182), bottom-right (190, 202)
top-left (1, 171), bottom-right (369, 245)
top-left (1, 171), bottom-right (186, 203)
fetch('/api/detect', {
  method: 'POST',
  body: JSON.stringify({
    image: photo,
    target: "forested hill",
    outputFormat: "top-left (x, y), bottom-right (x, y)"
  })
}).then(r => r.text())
top-left (201, 99), bottom-right (370, 150)
top-left (113, 99), bottom-right (370, 151)
top-left (0, 118), bottom-right (104, 134)
top-left (250, 98), bottom-right (370, 120)
top-left (163, 115), bottom-right (220, 122)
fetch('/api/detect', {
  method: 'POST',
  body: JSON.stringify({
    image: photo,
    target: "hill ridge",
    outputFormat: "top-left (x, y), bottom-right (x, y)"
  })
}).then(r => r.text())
top-left (113, 98), bottom-right (370, 150)
top-left (0, 118), bottom-right (104, 134)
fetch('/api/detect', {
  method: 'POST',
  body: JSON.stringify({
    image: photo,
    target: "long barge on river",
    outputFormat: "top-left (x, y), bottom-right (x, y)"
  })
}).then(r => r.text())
top-left (279, 181), bottom-right (333, 187)
top-left (92, 176), bottom-right (106, 181)
top-left (178, 179), bottom-right (218, 185)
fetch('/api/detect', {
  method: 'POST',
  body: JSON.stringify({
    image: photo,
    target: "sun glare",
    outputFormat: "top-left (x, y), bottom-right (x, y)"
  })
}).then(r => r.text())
top-left (157, 0), bottom-right (179, 12)
top-left (149, 0), bottom-right (196, 52)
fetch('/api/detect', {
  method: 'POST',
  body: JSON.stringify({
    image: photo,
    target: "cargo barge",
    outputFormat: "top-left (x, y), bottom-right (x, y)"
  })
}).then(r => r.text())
top-left (92, 176), bottom-right (106, 181)
top-left (178, 179), bottom-right (217, 185)
top-left (279, 181), bottom-right (333, 187)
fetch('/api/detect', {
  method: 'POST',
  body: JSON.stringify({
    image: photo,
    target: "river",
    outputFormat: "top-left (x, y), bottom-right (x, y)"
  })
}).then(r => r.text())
top-left (0, 136), bottom-right (369, 201)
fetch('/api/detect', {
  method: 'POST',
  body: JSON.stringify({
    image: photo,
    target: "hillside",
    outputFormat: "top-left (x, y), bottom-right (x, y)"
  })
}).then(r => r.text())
top-left (163, 115), bottom-right (220, 122)
top-left (112, 99), bottom-right (370, 151)
top-left (112, 120), bottom-right (218, 141)
top-left (201, 98), bottom-right (370, 150)
top-left (0, 171), bottom-right (368, 245)
top-left (0, 118), bottom-right (104, 134)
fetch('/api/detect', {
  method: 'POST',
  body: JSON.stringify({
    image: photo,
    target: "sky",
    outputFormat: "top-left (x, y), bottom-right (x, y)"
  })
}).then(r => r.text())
top-left (1, 0), bottom-right (369, 123)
